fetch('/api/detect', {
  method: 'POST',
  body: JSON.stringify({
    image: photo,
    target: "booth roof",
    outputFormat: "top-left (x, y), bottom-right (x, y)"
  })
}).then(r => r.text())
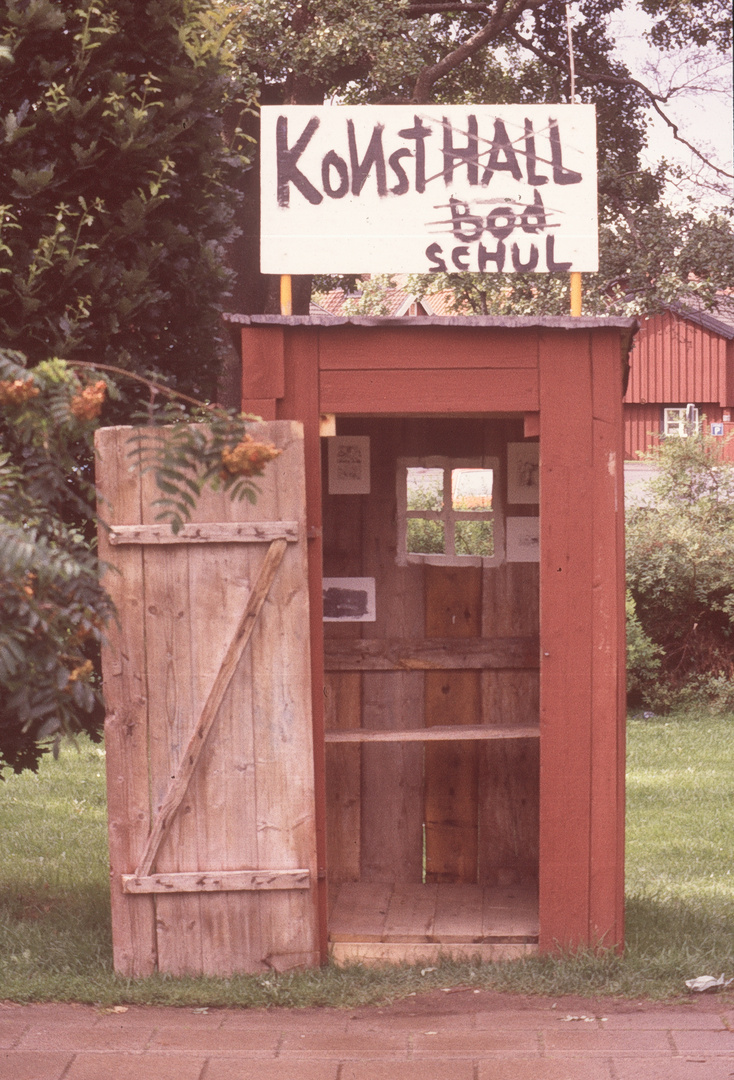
top-left (223, 312), bottom-right (639, 333)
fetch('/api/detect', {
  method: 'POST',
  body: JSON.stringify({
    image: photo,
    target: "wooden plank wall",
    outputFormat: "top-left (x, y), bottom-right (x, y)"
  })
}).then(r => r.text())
top-left (323, 418), bottom-right (540, 894)
top-left (538, 330), bottom-right (626, 951)
top-left (318, 328), bottom-right (539, 414)
top-left (623, 402), bottom-right (661, 460)
top-left (97, 428), bottom-right (157, 977)
top-left (623, 311), bottom-right (734, 459)
top-left (99, 422), bottom-right (320, 976)
top-left (623, 402), bottom-right (734, 461)
top-left (626, 311), bottom-right (728, 406)
top-left (424, 564), bottom-right (481, 884)
top-left (242, 320), bottom-right (627, 952)
top-left (360, 422), bottom-right (425, 885)
top-left (277, 329), bottom-right (329, 959)
top-left (480, 561), bottom-right (540, 886)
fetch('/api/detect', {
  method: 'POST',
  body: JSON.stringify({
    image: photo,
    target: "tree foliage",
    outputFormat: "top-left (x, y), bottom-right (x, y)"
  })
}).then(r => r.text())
top-left (626, 431), bottom-right (734, 709)
top-left (0, 348), bottom-right (113, 773)
top-left (625, 590), bottom-right (662, 705)
top-left (641, 0), bottom-right (731, 52)
top-left (0, 0), bottom-right (256, 398)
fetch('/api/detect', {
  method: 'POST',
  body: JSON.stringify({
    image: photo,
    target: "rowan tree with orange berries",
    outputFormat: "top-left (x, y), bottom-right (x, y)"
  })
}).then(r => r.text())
top-left (0, 0), bottom-right (257, 773)
top-left (0, 352), bottom-right (115, 772)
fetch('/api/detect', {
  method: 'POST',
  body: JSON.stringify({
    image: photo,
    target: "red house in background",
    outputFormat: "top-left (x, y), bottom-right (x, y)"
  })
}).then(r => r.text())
top-left (624, 297), bottom-right (734, 460)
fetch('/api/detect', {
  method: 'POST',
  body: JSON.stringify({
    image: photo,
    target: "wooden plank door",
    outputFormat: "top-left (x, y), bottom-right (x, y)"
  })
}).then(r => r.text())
top-left (96, 421), bottom-right (319, 976)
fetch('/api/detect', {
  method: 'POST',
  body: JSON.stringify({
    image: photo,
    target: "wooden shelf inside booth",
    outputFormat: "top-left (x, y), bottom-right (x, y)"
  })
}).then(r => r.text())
top-left (323, 636), bottom-right (539, 672)
top-left (324, 725), bottom-right (540, 743)
top-left (329, 882), bottom-right (539, 965)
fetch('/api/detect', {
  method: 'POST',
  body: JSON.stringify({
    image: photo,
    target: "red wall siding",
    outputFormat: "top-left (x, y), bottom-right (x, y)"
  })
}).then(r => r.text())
top-left (626, 312), bottom-right (727, 406)
top-left (624, 404), bottom-right (734, 460)
top-left (624, 403), bottom-right (661, 459)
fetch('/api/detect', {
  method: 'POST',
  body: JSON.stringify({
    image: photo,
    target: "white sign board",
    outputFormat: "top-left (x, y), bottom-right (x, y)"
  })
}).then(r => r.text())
top-left (506, 517), bottom-right (540, 562)
top-left (328, 436), bottom-right (370, 495)
top-left (260, 104), bottom-right (597, 275)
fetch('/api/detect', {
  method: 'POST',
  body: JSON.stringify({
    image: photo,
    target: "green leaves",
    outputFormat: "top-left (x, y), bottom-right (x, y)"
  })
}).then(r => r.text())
top-left (0, 0), bottom-right (256, 398)
top-left (0, 348), bottom-right (114, 774)
top-left (627, 431), bottom-right (734, 707)
top-left (626, 590), bottom-right (662, 703)
top-left (642, 0), bottom-right (732, 52)
top-left (0, 517), bottom-right (109, 774)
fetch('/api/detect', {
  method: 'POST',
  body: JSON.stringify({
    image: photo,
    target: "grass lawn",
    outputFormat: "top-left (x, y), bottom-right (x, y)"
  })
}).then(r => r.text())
top-left (0, 714), bottom-right (733, 1005)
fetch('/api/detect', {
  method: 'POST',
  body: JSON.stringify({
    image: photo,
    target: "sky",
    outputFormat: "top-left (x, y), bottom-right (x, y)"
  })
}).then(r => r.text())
top-left (607, 0), bottom-right (733, 210)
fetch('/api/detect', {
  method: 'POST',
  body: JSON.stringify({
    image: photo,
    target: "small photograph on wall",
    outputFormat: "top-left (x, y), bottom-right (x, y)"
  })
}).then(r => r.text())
top-left (507, 442), bottom-right (539, 504)
top-left (323, 578), bottom-right (376, 621)
top-left (506, 517), bottom-right (540, 562)
top-left (328, 436), bottom-right (371, 494)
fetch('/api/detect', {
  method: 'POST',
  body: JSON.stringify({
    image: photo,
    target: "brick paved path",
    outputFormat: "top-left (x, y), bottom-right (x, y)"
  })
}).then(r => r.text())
top-left (2, 993), bottom-right (733, 1079)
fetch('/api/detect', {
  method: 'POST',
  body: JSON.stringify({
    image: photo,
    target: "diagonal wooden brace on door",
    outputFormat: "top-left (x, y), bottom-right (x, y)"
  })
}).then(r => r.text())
top-left (121, 534), bottom-right (309, 895)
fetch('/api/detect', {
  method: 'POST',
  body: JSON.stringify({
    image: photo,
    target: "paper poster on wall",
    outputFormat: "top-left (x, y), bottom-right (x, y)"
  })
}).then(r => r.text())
top-left (323, 578), bottom-right (376, 621)
top-left (507, 442), bottom-right (539, 503)
top-left (261, 103), bottom-right (598, 274)
top-left (328, 436), bottom-right (371, 494)
top-left (506, 517), bottom-right (540, 562)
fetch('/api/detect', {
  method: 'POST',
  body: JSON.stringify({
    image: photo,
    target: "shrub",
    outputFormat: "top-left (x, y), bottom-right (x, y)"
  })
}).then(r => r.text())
top-left (0, 349), bottom-right (113, 773)
top-left (626, 430), bottom-right (734, 708)
top-left (626, 591), bottom-right (663, 707)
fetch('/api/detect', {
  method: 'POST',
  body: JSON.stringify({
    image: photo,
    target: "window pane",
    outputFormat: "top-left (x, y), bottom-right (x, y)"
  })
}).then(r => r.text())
top-left (663, 408), bottom-right (685, 436)
top-left (407, 518), bottom-right (445, 554)
top-left (664, 407), bottom-right (700, 437)
top-left (452, 468), bottom-right (493, 512)
top-left (407, 467), bottom-right (443, 511)
top-left (455, 519), bottom-right (493, 557)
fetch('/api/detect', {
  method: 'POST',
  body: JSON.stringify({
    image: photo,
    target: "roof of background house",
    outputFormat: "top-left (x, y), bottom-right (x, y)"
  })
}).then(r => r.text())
top-left (310, 277), bottom-right (458, 318)
top-left (660, 294), bottom-right (734, 340)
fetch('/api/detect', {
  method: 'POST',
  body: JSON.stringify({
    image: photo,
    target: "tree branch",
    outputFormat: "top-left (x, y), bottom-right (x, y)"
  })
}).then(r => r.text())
top-left (639, 92), bottom-right (734, 180)
top-left (411, 0), bottom-right (544, 102)
top-left (67, 360), bottom-right (228, 413)
top-left (509, 29), bottom-right (734, 180)
top-left (406, 3), bottom-right (492, 13)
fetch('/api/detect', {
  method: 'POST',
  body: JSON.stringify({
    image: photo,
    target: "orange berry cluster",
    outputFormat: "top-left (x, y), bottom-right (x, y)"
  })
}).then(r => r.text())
top-left (219, 434), bottom-right (282, 478)
top-left (70, 380), bottom-right (106, 421)
top-left (0, 378), bottom-right (40, 406)
top-left (68, 659), bottom-right (94, 683)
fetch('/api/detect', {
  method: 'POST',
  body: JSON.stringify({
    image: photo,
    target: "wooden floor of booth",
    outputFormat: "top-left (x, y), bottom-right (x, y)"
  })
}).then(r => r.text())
top-left (328, 881), bottom-right (539, 966)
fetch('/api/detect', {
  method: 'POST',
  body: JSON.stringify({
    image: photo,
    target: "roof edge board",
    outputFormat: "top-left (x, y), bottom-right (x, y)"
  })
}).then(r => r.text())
top-left (224, 312), bottom-right (639, 332)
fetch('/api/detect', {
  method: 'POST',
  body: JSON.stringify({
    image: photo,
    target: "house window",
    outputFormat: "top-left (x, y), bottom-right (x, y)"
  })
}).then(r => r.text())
top-left (663, 405), bottom-right (701, 437)
top-left (397, 457), bottom-right (503, 567)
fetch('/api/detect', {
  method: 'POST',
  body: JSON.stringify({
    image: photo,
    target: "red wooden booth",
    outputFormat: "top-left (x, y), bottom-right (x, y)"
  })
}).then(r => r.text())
top-left (99, 313), bottom-right (635, 975)
top-left (232, 313), bottom-right (635, 964)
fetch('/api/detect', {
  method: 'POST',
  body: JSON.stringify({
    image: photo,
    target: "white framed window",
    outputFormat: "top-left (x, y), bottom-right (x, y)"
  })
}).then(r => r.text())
top-left (663, 405), bottom-right (701, 437)
top-left (396, 456), bottom-right (503, 567)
